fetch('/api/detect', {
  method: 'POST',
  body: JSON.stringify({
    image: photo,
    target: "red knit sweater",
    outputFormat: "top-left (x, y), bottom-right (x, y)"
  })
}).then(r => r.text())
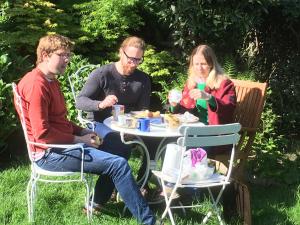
top-left (16, 68), bottom-right (83, 159)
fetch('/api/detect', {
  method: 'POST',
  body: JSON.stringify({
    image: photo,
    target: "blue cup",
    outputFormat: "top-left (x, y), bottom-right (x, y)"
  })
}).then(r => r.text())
top-left (138, 118), bottom-right (150, 132)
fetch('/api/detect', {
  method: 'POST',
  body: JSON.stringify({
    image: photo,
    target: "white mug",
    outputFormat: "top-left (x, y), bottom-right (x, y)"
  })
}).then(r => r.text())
top-left (169, 89), bottom-right (182, 103)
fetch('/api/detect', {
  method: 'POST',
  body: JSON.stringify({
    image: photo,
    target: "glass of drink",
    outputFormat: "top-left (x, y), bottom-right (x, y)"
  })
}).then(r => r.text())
top-left (112, 104), bottom-right (125, 121)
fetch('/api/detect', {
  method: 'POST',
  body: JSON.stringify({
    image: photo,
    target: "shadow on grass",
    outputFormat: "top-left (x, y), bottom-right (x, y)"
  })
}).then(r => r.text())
top-left (251, 184), bottom-right (298, 225)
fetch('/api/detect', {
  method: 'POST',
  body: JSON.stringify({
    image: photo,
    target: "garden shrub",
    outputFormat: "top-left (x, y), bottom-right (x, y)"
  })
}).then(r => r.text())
top-left (0, 0), bottom-right (78, 57)
top-left (0, 50), bottom-right (31, 154)
top-left (73, 0), bottom-right (144, 51)
top-left (0, 80), bottom-right (17, 153)
top-left (58, 54), bottom-right (94, 123)
top-left (138, 45), bottom-right (186, 105)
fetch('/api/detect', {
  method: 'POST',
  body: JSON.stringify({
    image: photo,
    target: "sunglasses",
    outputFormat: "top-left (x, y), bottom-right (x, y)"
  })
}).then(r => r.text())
top-left (122, 49), bottom-right (143, 65)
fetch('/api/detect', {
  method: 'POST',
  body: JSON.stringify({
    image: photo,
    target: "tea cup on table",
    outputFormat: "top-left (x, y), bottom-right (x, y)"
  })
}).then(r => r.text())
top-left (138, 118), bottom-right (150, 132)
top-left (118, 115), bottom-right (138, 128)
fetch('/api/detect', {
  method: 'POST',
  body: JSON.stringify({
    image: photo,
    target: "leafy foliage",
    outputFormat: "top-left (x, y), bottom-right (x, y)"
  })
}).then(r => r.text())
top-left (0, 53), bottom-right (11, 79)
top-left (243, 2), bottom-right (300, 140)
top-left (139, 46), bottom-right (183, 83)
top-left (0, 80), bottom-right (17, 153)
top-left (145, 0), bottom-right (266, 57)
top-left (0, 0), bottom-right (77, 56)
top-left (0, 49), bottom-right (31, 154)
top-left (145, 0), bottom-right (300, 153)
top-left (73, 0), bottom-right (144, 49)
top-left (138, 45), bottom-right (186, 104)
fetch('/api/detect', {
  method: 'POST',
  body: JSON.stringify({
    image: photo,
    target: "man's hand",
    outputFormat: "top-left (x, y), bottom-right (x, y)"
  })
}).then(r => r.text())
top-left (80, 128), bottom-right (95, 136)
top-left (98, 95), bottom-right (118, 109)
top-left (74, 133), bottom-right (103, 148)
top-left (92, 135), bottom-right (102, 146)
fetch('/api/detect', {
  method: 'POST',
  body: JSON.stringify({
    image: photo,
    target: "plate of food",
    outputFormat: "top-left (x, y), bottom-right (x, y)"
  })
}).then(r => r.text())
top-left (131, 110), bottom-right (161, 118)
top-left (176, 112), bottom-right (199, 123)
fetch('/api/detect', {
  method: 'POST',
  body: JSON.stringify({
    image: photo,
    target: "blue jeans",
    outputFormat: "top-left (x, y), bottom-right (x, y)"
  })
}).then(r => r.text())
top-left (92, 122), bottom-right (131, 160)
top-left (36, 145), bottom-right (155, 225)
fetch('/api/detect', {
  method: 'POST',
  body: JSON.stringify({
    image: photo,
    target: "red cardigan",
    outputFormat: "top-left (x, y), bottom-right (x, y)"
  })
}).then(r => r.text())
top-left (176, 79), bottom-right (237, 155)
top-left (16, 68), bottom-right (83, 159)
top-left (178, 79), bottom-right (236, 125)
top-left (205, 79), bottom-right (236, 125)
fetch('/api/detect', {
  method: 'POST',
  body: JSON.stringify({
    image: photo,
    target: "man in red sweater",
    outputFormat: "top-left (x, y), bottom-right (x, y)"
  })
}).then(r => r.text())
top-left (16, 34), bottom-right (158, 225)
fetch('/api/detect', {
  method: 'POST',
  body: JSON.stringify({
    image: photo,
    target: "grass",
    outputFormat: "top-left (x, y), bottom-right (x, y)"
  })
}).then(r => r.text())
top-left (251, 185), bottom-right (300, 225)
top-left (0, 155), bottom-right (299, 225)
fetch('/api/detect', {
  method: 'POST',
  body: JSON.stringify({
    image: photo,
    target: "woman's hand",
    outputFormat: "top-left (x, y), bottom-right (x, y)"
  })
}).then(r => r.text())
top-left (189, 89), bottom-right (211, 100)
top-left (168, 92), bottom-right (180, 107)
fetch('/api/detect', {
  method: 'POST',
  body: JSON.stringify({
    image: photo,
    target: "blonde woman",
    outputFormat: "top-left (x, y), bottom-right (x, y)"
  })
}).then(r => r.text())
top-left (170, 44), bottom-right (236, 125)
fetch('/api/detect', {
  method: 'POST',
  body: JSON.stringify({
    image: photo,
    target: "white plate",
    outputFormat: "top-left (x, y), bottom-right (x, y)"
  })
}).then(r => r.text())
top-left (150, 122), bottom-right (166, 128)
top-left (175, 112), bottom-right (199, 123)
top-left (111, 121), bottom-right (137, 129)
top-left (130, 111), bottom-right (143, 115)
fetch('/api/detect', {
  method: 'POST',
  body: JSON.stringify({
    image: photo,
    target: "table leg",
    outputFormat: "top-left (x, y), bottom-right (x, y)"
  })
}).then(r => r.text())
top-left (119, 132), bottom-right (150, 189)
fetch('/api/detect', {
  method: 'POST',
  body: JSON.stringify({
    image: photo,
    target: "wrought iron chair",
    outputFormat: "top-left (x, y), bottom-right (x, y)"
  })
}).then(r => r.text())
top-left (12, 82), bottom-right (94, 222)
top-left (68, 64), bottom-right (100, 130)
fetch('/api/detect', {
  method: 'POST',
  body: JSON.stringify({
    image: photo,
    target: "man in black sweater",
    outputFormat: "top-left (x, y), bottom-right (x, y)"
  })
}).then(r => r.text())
top-left (76, 36), bottom-right (151, 163)
top-left (76, 36), bottom-right (150, 123)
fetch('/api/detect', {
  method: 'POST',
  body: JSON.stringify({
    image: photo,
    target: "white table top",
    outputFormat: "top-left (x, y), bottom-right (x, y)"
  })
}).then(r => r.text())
top-left (103, 116), bottom-right (205, 138)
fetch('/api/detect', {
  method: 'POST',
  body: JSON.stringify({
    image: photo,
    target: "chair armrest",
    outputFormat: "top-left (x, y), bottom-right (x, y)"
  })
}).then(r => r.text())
top-left (28, 141), bottom-right (83, 149)
top-left (28, 141), bottom-right (86, 178)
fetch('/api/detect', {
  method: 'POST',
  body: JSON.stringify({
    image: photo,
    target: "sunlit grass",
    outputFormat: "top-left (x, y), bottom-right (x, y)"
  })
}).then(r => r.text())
top-left (0, 157), bottom-right (299, 225)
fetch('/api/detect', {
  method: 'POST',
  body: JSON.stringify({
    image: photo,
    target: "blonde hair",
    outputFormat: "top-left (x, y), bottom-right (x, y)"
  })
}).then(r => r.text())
top-left (187, 45), bottom-right (227, 89)
top-left (36, 34), bottom-right (74, 65)
top-left (120, 36), bottom-right (145, 51)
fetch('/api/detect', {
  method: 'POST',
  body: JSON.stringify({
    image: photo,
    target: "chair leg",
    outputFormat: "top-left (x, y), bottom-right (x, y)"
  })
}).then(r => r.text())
top-left (26, 177), bottom-right (34, 222)
top-left (160, 179), bottom-right (178, 225)
top-left (28, 176), bottom-right (38, 223)
top-left (202, 211), bottom-right (212, 224)
top-left (85, 174), bottom-right (95, 221)
top-left (203, 187), bottom-right (225, 225)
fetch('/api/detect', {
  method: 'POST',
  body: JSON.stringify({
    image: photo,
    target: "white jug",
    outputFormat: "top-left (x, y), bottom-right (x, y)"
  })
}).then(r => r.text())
top-left (162, 144), bottom-right (183, 183)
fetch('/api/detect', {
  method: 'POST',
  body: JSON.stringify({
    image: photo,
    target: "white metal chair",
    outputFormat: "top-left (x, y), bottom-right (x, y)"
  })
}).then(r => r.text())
top-left (68, 64), bottom-right (100, 130)
top-left (12, 82), bottom-right (94, 222)
top-left (152, 123), bottom-right (241, 225)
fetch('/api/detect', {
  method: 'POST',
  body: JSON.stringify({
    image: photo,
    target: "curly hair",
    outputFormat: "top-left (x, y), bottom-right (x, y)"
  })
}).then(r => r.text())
top-left (36, 34), bottom-right (74, 65)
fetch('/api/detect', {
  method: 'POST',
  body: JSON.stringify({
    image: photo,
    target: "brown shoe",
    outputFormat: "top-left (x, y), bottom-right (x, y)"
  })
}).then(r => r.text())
top-left (83, 202), bottom-right (102, 215)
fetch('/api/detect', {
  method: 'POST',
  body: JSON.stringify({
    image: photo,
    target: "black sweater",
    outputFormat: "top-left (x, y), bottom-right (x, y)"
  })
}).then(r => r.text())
top-left (76, 63), bottom-right (151, 122)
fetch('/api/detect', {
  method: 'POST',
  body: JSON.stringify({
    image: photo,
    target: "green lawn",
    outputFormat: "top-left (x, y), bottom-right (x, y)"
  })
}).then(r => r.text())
top-left (0, 160), bottom-right (299, 225)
